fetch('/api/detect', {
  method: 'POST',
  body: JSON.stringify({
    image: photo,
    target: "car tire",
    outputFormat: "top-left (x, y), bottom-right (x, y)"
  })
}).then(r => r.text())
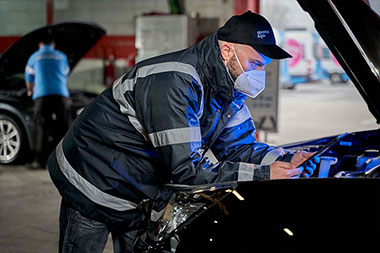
top-left (0, 114), bottom-right (24, 164)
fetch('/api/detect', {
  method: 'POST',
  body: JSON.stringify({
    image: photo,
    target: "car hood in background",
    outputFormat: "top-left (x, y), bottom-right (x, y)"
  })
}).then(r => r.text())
top-left (0, 22), bottom-right (105, 78)
top-left (297, 0), bottom-right (380, 123)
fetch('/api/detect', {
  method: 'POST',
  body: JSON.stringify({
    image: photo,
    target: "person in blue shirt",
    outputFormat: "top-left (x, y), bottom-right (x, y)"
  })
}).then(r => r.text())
top-left (25, 37), bottom-right (71, 169)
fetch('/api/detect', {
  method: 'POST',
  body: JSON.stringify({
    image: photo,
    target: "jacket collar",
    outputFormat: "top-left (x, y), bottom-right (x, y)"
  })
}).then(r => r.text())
top-left (39, 45), bottom-right (55, 52)
top-left (194, 33), bottom-right (235, 102)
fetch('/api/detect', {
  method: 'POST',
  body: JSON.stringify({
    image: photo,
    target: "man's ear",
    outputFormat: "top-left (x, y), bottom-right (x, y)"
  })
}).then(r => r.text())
top-left (219, 41), bottom-right (234, 63)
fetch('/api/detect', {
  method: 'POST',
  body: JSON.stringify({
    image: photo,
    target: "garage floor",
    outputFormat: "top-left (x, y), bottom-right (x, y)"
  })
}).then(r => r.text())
top-left (0, 82), bottom-right (378, 252)
top-left (0, 165), bottom-right (61, 252)
top-left (0, 165), bottom-right (114, 253)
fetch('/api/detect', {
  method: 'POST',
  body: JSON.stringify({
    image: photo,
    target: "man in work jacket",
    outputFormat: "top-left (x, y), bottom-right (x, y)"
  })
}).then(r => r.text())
top-left (48, 11), bottom-right (318, 253)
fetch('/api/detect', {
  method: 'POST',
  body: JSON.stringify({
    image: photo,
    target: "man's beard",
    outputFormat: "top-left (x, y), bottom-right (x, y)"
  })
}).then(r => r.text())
top-left (226, 55), bottom-right (240, 81)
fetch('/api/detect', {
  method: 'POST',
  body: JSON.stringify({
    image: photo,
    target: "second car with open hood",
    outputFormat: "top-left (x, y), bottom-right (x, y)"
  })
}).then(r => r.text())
top-left (0, 22), bottom-right (105, 164)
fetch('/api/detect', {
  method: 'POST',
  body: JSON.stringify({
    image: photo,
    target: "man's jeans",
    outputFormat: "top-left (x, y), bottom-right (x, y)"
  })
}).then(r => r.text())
top-left (59, 200), bottom-right (138, 253)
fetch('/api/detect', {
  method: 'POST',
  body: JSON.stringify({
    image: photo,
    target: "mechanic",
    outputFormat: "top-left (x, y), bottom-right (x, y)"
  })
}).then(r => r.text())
top-left (48, 11), bottom-right (319, 253)
top-left (25, 37), bottom-right (71, 169)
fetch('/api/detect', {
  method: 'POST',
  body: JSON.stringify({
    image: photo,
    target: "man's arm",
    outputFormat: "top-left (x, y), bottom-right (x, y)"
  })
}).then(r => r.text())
top-left (211, 102), bottom-right (304, 179)
top-left (25, 56), bottom-right (35, 97)
top-left (133, 69), bottom-right (262, 184)
top-left (62, 53), bottom-right (70, 77)
top-left (210, 102), bottom-right (319, 179)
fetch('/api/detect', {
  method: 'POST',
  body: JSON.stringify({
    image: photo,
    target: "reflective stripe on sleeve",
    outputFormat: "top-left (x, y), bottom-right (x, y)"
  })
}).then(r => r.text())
top-left (63, 67), bottom-right (70, 76)
top-left (25, 66), bottom-right (35, 75)
top-left (112, 76), bottom-right (149, 141)
top-left (112, 76), bottom-right (136, 116)
top-left (237, 162), bottom-right (256, 181)
top-left (260, 148), bottom-right (286, 165)
top-left (112, 62), bottom-right (204, 141)
top-left (225, 104), bottom-right (252, 128)
top-left (149, 126), bottom-right (202, 148)
top-left (56, 140), bottom-right (138, 211)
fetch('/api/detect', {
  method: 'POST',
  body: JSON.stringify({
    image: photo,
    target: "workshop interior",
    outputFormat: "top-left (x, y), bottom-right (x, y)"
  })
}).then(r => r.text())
top-left (0, 0), bottom-right (379, 252)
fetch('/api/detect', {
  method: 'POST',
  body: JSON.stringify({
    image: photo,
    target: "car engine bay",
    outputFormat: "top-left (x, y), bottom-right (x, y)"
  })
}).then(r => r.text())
top-left (283, 128), bottom-right (380, 178)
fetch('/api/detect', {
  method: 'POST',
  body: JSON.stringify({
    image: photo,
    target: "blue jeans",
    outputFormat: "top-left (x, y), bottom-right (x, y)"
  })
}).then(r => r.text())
top-left (59, 200), bottom-right (138, 253)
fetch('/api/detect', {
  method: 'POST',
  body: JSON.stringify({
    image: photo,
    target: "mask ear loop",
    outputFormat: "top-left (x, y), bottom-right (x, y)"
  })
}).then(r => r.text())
top-left (233, 47), bottom-right (266, 84)
top-left (231, 47), bottom-right (247, 76)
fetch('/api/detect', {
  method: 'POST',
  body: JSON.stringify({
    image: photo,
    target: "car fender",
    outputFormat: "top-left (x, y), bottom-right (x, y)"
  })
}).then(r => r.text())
top-left (0, 102), bottom-right (34, 152)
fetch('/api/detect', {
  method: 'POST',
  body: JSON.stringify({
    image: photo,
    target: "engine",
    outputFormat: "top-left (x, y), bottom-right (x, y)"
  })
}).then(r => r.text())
top-left (282, 128), bottom-right (380, 178)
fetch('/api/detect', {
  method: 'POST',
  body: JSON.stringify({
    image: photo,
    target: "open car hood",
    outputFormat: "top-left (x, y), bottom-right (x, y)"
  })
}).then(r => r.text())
top-left (297, 0), bottom-right (380, 123)
top-left (0, 22), bottom-right (105, 78)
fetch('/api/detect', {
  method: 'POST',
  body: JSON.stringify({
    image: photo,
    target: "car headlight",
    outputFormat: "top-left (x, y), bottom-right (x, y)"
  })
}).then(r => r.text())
top-left (150, 182), bottom-right (238, 243)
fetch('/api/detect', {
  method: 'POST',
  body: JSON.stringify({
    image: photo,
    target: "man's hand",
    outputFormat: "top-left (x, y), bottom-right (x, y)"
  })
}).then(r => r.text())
top-left (25, 82), bottom-right (33, 97)
top-left (290, 151), bottom-right (320, 178)
top-left (270, 161), bottom-right (302, 179)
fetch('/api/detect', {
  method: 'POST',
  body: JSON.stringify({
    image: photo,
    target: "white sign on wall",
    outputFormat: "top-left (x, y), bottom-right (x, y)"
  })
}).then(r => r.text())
top-left (245, 60), bottom-right (279, 133)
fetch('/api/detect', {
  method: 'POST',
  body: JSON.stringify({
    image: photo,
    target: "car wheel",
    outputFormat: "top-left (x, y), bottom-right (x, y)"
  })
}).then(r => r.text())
top-left (0, 115), bottom-right (23, 164)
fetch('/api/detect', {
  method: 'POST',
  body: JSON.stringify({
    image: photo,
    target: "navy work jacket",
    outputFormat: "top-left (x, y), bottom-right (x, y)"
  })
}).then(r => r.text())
top-left (48, 33), bottom-right (293, 227)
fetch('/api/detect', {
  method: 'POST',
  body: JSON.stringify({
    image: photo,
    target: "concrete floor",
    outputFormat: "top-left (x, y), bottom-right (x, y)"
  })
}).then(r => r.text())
top-left (0, 81), bottom-right (378, 252)
top-left (0, 165), bottom-right (114, 253)
top-left (0, 165), bottom-right (61, 252)
top-left (267, 81), bottom-right (378, 145)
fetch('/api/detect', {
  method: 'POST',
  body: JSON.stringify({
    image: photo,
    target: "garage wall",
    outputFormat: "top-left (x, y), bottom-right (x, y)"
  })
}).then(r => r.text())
top-left (53, 0), bottom-right (170, 93)
top-left (185, 0), bottom-right (234, 26)
top-left (54, 0), bottom-right (233, 34)
top-left (0, 0), bottom-right (46, 35)
top-left (0, 0), bottom-right (233, 38)
top-left (54, 0), bottom-right (169, 35)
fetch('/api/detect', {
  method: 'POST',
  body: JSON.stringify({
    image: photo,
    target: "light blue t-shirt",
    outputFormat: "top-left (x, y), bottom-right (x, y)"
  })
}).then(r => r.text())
top-left (25, 45), bottom-right (70, 100)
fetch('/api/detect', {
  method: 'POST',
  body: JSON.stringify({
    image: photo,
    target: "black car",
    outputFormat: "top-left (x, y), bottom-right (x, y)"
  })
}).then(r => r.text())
top-left (137, 0), bottom-right (380, 252)
top-left (0, 22), bottom-right (105, 164)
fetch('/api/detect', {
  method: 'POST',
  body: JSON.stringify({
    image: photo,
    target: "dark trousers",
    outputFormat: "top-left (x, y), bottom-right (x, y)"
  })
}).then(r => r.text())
top-left (59, 200), bottom-right (139, 253)
top-left (34, 95), bottom-right (71, 167)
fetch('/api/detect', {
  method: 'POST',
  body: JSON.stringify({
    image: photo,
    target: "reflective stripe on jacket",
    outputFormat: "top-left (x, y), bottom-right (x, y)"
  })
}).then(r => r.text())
top-left (48, 33), bottom-right (293, 225)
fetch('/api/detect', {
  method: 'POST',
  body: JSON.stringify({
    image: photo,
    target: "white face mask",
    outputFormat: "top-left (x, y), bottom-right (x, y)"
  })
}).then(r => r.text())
top-left (226, 48), bottom-right (266, 98)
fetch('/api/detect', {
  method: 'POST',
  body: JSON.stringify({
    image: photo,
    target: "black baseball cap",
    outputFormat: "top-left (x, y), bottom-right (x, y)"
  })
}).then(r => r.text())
top-left (217, 11), bottom-right (292, 59)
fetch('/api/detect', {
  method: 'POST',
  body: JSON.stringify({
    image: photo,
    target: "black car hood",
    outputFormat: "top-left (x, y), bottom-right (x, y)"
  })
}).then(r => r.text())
top-left (0, 22), bottom-right (105, 78)
top-left (297, 0), bottom-right (380, 123)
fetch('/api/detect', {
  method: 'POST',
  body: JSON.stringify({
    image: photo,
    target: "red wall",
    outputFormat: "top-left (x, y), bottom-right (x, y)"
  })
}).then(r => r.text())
top-left (0, 35), bottom-right (137, 60)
